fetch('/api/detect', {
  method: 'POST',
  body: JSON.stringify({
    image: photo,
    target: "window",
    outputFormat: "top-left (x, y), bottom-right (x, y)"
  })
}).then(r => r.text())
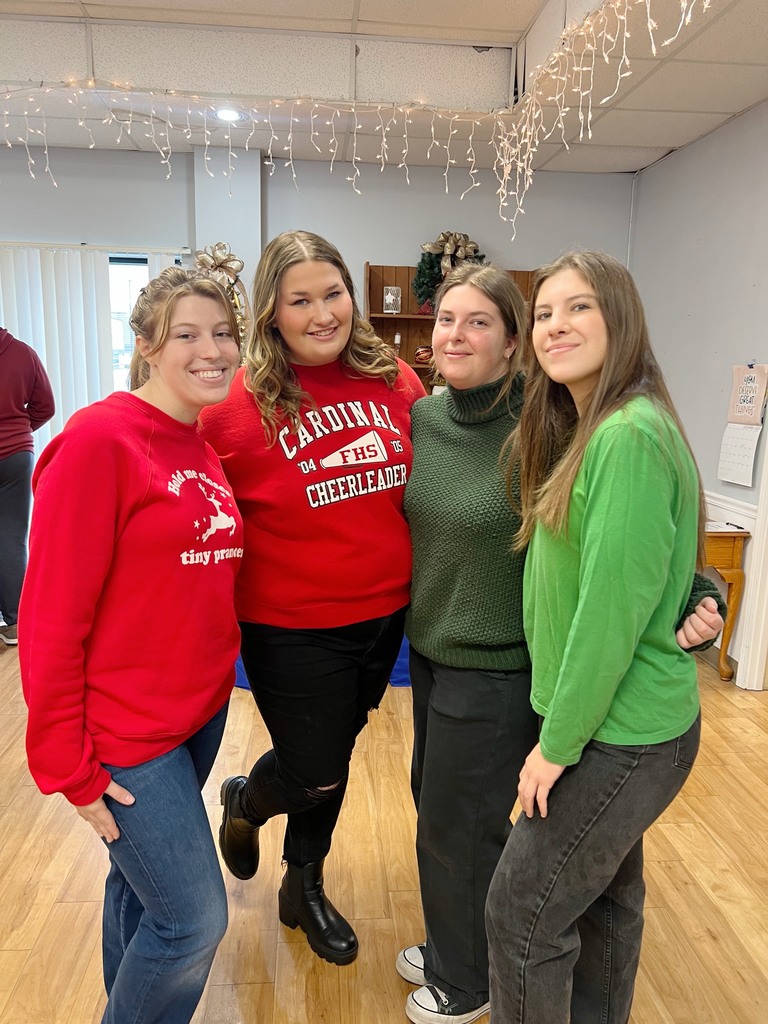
top-left (109, 257), bottom-right (149, 391)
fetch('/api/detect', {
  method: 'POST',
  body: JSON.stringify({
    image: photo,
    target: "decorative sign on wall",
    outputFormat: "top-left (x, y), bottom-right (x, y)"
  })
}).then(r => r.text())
top-left (717, 363), bottom-right (768, 487)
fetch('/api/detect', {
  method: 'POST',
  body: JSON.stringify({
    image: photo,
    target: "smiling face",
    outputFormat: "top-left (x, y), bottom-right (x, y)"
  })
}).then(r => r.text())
top-left (137, 294), bottom-right (240, 423)
top-left (531, 268), bottom-right (610, 415)
top-left (431, 283), bottom-right (516, 390)
top-left (272, 260), bottom-right (354, 366)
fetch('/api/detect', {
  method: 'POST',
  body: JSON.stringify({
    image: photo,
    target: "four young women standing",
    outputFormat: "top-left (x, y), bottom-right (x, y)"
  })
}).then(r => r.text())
top-left (19, 238), bottom-right (719, 1024)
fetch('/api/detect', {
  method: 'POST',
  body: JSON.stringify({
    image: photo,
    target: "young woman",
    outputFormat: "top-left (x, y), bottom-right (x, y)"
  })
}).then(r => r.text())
top-left (199, 231), bottom-right (425, 965)
top-left (398, 263), bottom-right (722, 1024)
top-left (486, 251), bottom-right (706, 1023)
top-left (19, 267), bottom-right (244, 1024)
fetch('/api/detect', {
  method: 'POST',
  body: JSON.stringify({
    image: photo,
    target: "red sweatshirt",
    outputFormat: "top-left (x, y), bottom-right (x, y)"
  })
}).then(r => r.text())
top-left (200, 360), bottom-right (425, 628)
top-left (0, 328), bottom-right (55, 458)
top-left (20, 392), bottom-right (243, 806)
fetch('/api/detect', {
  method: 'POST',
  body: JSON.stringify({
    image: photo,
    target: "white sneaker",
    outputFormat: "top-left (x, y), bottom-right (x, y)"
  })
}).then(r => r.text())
top-left (396, 944), bottom-right (427, 985)
top-left (406, 984), bottom-right (490, 1023)
top-left (0, 624), bottom-right (17, 646)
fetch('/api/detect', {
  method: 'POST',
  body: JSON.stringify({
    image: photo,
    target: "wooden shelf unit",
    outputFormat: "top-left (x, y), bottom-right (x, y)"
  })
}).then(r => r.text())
top-left (363, 263), bottom-right (434, 375)
top-left (363, 262), bottom-right (536, 376)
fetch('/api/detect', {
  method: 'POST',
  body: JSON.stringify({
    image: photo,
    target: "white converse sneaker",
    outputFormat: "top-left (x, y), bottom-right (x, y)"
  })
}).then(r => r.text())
top-left (396, 944), bottom-right (427, 985)
top-left (406, 984), bottom-right (490, 1023)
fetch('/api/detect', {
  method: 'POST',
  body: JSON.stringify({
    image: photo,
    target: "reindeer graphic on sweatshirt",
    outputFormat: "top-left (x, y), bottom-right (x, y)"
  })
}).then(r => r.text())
top-left (198, 483), bottom-right (237, 542)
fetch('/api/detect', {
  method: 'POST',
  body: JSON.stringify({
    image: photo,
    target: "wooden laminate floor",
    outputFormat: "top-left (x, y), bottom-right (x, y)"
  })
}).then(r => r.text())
top-left (1, 643), bottom-right (767, 1023)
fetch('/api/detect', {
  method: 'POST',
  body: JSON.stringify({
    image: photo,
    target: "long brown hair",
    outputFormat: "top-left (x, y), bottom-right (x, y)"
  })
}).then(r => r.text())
top-left (433, 263), bottom-right (525, 408)
top-left (129, 267), bottom-right (240, 389)
top-left (244, 231), bottom-right (399, 442)
top-left (508, 250), bottom-right (705, 565)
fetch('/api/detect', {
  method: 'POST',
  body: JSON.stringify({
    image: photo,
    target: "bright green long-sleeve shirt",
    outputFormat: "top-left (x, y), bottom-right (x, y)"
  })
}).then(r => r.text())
top-left (524, 396), bottom-right (702, 765)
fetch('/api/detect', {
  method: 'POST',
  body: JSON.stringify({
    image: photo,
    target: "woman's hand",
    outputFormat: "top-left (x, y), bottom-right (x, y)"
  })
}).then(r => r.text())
top-left (677, 596), bottom-right (723, 649)
top-left (76, 780), bottom-right (135, 842)
top-left (518, 743), bottom-right (565, 819)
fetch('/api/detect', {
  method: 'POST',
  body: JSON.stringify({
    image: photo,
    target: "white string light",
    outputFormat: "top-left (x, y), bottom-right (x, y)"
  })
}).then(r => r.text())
top-left (328, 108), bottom-right (340, 174)
top-left (284, 100), bottom-right (299, 189)
top-left (0, 0), bottom-right (713, 235)
top-left (398, 106), bottom-right (411, 185)
top-left (460, 119), bottom-right (480, 201)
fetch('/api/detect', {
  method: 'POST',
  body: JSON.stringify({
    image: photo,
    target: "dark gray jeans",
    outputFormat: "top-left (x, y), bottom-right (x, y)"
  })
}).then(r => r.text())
top-left (486, 714), bottom-right (701, 1024)
top-left (0, 451), bottom-right (33, 627)
top-left (409, 648), bottom-right (538, 1009)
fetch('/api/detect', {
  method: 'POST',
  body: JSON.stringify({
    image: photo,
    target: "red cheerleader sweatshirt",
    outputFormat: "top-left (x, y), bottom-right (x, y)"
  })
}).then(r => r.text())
top-left (200, 360), bottom-right (425, 628)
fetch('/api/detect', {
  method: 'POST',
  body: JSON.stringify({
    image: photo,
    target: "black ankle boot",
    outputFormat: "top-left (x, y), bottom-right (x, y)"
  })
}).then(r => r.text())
top-left (278, 859), bottom-right (358, 965)
top-left (219, 776), bottom-right (261, 880)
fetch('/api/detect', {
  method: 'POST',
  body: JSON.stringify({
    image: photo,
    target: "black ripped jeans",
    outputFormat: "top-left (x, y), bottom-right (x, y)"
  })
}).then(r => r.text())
top-left (238, 607), bottom-right (406, 866)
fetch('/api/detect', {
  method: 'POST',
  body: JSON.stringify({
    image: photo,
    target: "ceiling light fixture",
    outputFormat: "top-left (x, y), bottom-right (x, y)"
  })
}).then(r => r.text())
top-left (215, 108), bottom-right (241, 122)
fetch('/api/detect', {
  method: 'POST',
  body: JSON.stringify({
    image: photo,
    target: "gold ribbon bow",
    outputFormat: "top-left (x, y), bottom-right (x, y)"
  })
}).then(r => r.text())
top-left (194, 241), bottom-right (245, 279)
top-left (194, 241), bottom-right (250, 343)
top-left (421, 231), bottom-right (480, 276)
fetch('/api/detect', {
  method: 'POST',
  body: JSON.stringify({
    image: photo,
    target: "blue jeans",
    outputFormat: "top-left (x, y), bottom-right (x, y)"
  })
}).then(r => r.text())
top-left (486, 715), bottom-right (700, 1024)
top-left (100, 703), bottom-right (229, 1024)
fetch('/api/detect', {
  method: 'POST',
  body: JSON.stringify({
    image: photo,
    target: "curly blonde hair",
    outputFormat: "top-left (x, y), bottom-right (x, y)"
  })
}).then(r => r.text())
top-left (129, 267), bottom-right (240, 390)
top-left (244, 231), bottom-right (399, 443)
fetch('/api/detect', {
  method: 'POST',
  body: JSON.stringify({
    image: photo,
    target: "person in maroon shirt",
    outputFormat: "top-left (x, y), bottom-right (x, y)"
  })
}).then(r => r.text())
top-left (0, 328), bottom-right (55, 645)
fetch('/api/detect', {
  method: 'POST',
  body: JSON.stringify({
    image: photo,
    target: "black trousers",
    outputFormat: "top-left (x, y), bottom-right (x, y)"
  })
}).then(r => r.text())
top-left (409, 647), bottom-right (538, 1008)
top-left (238, 607), bottom-right (406, 866)
top-left (0, 451), bottom-right (33, 627)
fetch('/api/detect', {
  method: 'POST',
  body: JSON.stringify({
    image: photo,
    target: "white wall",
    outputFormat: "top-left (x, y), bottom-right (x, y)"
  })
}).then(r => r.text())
top-left (631, 100), bottom-right (768, 679)
top-left (0, 146), bottom-right (263, 291)
top-left (263, 161), bottom-right (634, 300)
top-left (0, 143), bottom-right (632, 305)
top-left (0, 149), bottom-right (195, 250)
top-left (630, 101), bottom-right (768, 503)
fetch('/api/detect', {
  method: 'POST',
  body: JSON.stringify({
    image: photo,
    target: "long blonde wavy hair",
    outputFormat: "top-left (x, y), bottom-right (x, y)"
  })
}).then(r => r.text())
top-left (244, 231), bottom-right (399, 442)
top-left (129, 267), bottom-right (240, 390)
top-left (507, 250), bottom-right (705, 566)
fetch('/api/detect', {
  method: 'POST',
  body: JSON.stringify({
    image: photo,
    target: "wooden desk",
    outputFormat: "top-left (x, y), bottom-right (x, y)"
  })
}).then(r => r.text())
top-left (705, 528), bottom-right (750, 681)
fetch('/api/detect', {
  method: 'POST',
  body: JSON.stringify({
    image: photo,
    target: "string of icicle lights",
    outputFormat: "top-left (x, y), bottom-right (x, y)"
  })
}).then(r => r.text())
top-left (2, 0), bottom-right (711, 237)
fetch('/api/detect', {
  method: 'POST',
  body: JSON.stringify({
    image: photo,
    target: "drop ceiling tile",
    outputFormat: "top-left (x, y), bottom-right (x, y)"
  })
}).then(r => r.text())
top-left (358, 0), bottom-right (537, 39)
top-left (1, 20), bottom-right (88, 81)
top-left (531, 142), bottom-right (562, 169)
top-left (85, 0), bottom-right (354, 18)
top-left (616, 60), bottom-right (768, 112)
top-left (622, 0), bottom-right (741, 60)
top-left (526, 57), bottom-right (659, 111)
top-left (539, 143), bottom-right (671, 172)
top-left (575, 108), bottom-right (730, 147)
top-left (356, 40), bottom-right (511, 109)
top-left (674, 0), bottom-right (768, 64)
top-left (92, 25), bottom-right (353, 98)
top-left (0, 2), bottom-right (83, 14)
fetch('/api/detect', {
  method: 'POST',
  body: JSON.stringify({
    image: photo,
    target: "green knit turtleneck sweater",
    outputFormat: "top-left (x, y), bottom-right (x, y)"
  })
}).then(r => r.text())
top-left (404, 374), bottom-right (529, 671)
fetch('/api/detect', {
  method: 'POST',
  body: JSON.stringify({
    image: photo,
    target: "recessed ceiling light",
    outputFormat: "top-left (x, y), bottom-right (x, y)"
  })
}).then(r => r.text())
top-left (215, 108), bottom-right (242, 122)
